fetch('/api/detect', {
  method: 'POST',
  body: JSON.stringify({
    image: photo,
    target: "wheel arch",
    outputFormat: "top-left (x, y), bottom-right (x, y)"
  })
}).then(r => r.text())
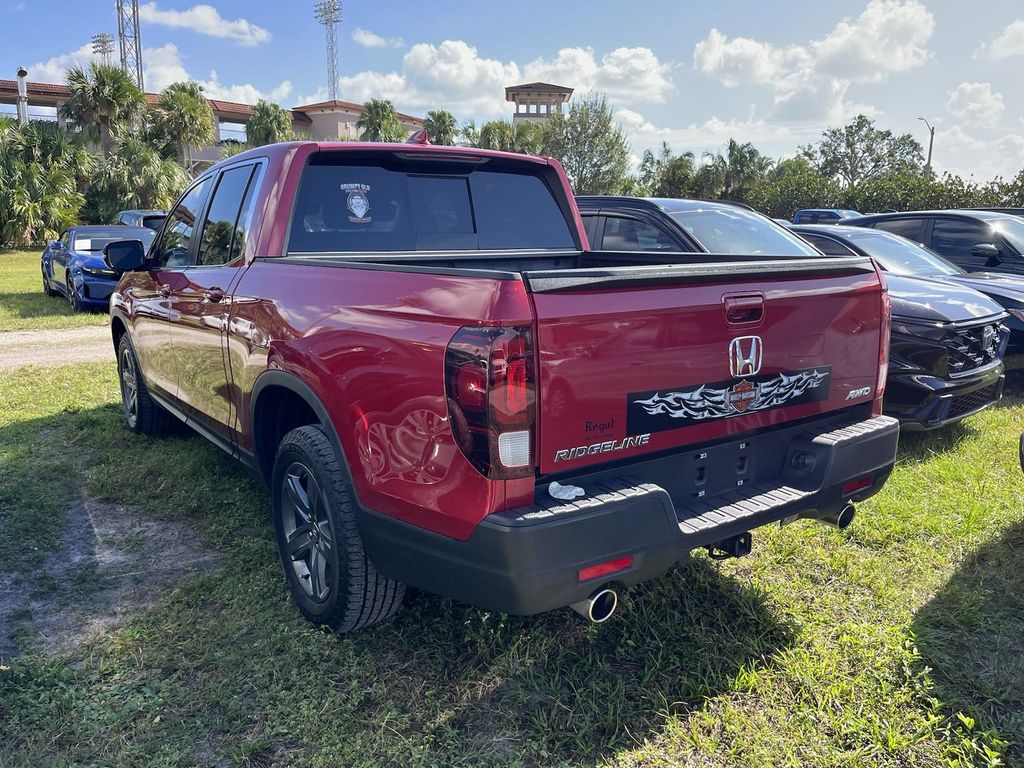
top-left (250, 370), bottom-right (353, 488)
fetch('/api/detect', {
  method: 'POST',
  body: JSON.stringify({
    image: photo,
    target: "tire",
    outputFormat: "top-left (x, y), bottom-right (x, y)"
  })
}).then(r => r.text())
top-left (117, 334), bottom-right (173, 436)
top-left (66, 272), bottom-right (83, 312)
top-left (272, 425), bottom-right (405, 634)
top-left (42, 269), bottom-right (56, 297)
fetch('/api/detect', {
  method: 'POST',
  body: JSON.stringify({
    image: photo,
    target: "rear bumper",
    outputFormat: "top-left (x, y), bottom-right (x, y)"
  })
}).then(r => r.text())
top-left (885, 362), bottom-right (1004, 431)
top-left (359, 413), bottom-right (899, 615)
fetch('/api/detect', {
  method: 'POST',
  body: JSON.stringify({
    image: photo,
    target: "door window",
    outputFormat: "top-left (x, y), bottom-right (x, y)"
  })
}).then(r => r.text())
top-left (153, 177), bottom-right (212, 268)
top-left (197, 165), bottom-right (257, 266)
top-left (930, 218), bottom-right (995, 258)
top-left (872, 218), bottom-right (925, 243)
top-left (601, 217), bottom-right (678, 251)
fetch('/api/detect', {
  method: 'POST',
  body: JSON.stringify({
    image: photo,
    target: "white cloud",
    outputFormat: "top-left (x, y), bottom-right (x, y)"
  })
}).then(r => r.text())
top-left (337, 40), bottom-right (674, 118)
top-left (694, 0), bottom-right (934, 123)
top-left (932, 124), bottom-right (1024, 179)
top-left (986, 19), bottom-right (1024, 59)
top-left (138, 2), bottom-right (270, 46)
top-left (143, 42), bottom-right (290, 103)
top-left (946, 82), bottom-right (1005, 126)
top-left (27, 43), bottom-right (96, 82)
top-left (352, 27), bottom-right (404, 49)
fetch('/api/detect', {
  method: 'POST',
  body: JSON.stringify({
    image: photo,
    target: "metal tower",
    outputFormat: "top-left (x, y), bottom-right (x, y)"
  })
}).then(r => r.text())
top-left (91, 32), bottom-right (116, 65)
top-left (314, 0), bottom-right (342, 101)
top-left (116, 0), bottom-right (144, 89)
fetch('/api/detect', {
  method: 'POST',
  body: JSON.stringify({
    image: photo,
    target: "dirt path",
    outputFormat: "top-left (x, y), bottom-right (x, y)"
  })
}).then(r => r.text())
top-left (0, 325), bottom-right (113, 369)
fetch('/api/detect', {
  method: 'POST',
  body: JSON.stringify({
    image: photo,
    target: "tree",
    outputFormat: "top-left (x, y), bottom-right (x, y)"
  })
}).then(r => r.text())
top-left (59, 62), bottom-right (145, 156)
top-left (746, 155), bottom-right (842, 219)
top-left (357, 99), bottom-right (405, 142)
top-left (247, 100), bottom-right (292, 146)
top-left (458, 120), bottom-right (480, 147)
top-left (0, 119), bottom-right (88, 245)
top-left (801, 114), bottom-right (924, 187)
top-left (423, 110), bottom-right (457, 146)
top-left (540, 94), bottom-right (630, 195)
top-left (152, 81), bottom-right (216, 170)
top-left (83, 135), bottom-right (189, 223)
top-left (476, 120), bottom-right (543, 154)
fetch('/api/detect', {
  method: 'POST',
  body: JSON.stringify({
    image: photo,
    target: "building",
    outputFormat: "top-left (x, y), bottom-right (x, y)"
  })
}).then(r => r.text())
top-left (0, 78), bottom-right (425, 166)
top-left (505, 82), bottom-right (573, 123)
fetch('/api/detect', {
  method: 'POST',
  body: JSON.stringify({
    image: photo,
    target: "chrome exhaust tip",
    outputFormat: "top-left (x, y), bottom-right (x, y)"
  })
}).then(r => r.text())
top-left (814, 503), bottom-right (856, 530)
top-left (570, 587), bottom-right (618, 623)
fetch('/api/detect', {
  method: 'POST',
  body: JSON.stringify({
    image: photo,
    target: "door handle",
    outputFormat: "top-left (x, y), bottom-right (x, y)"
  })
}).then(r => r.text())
top-left (158, 284), bottom-right (172, 298)
top-left (204, 287), bottom-right (225, 303)
top-left (723, 294), bottom-right (764, 325)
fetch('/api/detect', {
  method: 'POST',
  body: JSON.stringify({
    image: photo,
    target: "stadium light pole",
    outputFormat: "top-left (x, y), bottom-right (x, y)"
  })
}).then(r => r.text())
top-left (918, 116), bottom-right (935, 173)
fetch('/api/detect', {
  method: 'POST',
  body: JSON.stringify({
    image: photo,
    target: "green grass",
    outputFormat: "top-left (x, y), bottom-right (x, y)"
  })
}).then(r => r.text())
top-left (1, 362), bottom-right (1022, 766)
top-left (0, 249), bottom-right (107, 331)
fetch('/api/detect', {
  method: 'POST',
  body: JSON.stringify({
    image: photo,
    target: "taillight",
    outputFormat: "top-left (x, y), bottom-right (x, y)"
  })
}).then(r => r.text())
top-left (445, 325), bottom-right (536, 479)
top-left (874, 265), bottom-right (892, 417)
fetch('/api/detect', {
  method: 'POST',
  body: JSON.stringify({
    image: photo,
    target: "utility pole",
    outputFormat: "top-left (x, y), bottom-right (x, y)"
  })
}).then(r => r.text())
top-left (116, 0), bottom-right (144, 90)
top-left (918, 116), bottom-right (935, 173)
top-left (92, 32), bottom-right (116, 65)
top-left (314, 0), bottom-right (342, 101)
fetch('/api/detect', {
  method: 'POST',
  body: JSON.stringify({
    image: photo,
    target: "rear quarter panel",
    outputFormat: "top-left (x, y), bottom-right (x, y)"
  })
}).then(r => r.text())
top-left (227, 260), bottom-right (535, 539)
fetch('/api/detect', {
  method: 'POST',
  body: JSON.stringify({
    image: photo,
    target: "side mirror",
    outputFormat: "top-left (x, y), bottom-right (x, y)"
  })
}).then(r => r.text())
top-left (971, 242), bottom-right (1002, 266)
top-left (103, 239), bottom-right (147, 272)
top-left (50, 240), bottom-right (62, 249)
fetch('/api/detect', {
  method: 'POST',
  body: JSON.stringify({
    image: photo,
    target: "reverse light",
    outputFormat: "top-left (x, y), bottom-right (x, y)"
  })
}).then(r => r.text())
top-left (579, 555), bottom-right (634, 583)
top-left (445, 326), bottom-right (536, 479)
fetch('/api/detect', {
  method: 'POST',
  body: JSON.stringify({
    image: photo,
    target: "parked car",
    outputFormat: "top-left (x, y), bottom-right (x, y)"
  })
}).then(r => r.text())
top-left (576, 196), bottom-right (823, 256)
top-left (42, 225), bottom-right (156, 311)
top-left (792, 208), bottom-right (862, 224)
top-left (111, 209), bottom-right (167, 231)
top-left (846, 210), bottom-right (1024, 274)
top-left (792, 225), bottom-right (1008, 428)
top-left (102, 143), bottom-right (898, 633)
top-left (968, 207), bottom-right (1024, 218)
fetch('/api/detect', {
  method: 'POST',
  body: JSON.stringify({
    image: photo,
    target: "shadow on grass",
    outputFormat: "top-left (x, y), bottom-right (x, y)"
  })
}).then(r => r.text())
top-left (0, 401), bottom-right (798, 765)
top-left (895, 421), bottom-right (978, 465)
top-left (913, 519), bottom-right (1024, 763)
top-left (0, 289), bottom-right (104, 323)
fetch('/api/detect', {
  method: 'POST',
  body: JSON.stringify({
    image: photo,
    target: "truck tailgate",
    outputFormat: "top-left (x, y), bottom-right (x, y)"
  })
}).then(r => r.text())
top-left (524, 257), bottom-right (884, 475)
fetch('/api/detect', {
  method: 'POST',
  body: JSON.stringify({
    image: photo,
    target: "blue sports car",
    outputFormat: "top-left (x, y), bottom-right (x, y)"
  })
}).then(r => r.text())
top-left (41, 225), bottom-right (156, 311)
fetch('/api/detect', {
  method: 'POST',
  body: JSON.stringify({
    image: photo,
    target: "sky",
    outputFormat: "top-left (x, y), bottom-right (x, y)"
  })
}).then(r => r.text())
top-left (3, 0), bottom-right (1023, 180)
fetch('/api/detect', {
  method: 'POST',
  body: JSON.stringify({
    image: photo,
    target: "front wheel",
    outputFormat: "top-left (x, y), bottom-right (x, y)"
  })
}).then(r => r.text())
top-left (117, 335), bottom-right (173, 435)
top-left (66, 273), bottom-right (83, 312)
top-left (272, 425), bottom-right (405, 634)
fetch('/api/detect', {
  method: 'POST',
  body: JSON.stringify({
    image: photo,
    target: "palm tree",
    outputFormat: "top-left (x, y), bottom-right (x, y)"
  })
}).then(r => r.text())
top-left (247, 100), bottom-right (292, 146)
top-left (153, 81), bottom-right (217, 170)
top-left (423, 110), bottom-right (457, 146)
top-left (477, 120), bottom-right (541, 153)
top-left (357, 99), bottom-right (405, 142)
top-left (59, 62), bottom-right (145, 155)
top-left (83, 134), bottom-right (189, 222)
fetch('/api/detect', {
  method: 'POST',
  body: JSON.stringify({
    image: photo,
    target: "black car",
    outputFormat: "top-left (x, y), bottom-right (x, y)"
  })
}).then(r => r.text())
top-left (575, 196), bottom-right (1009, 430)
top-left (846, 209), bottom-right (1024, 275)
top-left (792, 224), bottom-right (1024, 370)
top-left (790, 225), bottom-right (1009, 428)
top-left (111, 209), bottom-right (167, 231)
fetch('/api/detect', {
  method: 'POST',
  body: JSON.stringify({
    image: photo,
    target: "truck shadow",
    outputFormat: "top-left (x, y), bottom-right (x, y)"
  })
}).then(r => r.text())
top-left (911, 518), bottom-right (1024, 763)
top-left (363, 559), bottom-right (796, 763)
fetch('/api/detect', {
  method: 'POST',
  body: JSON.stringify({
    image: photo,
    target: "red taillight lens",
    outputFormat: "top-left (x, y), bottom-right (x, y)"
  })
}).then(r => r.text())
top-left (445, 325), bottom-right (536, 479)
top-left (842, 476), bottom-right (872, 496)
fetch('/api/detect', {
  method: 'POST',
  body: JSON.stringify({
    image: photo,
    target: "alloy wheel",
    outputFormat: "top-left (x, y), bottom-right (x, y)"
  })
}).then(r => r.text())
top-left (281, 462), bottom-right (335, 602)
top-left (119, 346), bottom-right (139, 428)
top-left (66, 274), bottom-right (76, 308)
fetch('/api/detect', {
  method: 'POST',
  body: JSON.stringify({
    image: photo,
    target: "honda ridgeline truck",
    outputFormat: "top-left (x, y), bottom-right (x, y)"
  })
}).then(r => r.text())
top-left (102, 140), bottom-right (899, 632)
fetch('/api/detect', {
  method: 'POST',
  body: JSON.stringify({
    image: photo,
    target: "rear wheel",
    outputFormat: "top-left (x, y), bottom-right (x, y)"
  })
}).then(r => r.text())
top-left (272, 425), bottom-right (405, 634)
top-left (117, 335), bottom-right (172, 435)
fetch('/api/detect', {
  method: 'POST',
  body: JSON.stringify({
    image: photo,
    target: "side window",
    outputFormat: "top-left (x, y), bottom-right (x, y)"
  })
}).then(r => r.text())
top-left (803, 235), bottom-right (855, 256)
top-left (197, 165), bottom-right (257, 266)
top-left (930, 218), bottom-right (993, 258)
top-left (60, 230), bottom-right (71, 249)
top-left (580, 214), bottom-right (600, 246)
top-left (153, 177), bottom-right (212, 268)
top-left (873, 218), bottom-right (924, 243)
top-left (601, 217), bottom-right (678, 251)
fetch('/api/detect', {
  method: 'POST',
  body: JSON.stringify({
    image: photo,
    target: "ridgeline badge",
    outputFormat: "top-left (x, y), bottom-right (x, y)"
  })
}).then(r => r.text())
top-left (340, 183), bottom-right (371, 223)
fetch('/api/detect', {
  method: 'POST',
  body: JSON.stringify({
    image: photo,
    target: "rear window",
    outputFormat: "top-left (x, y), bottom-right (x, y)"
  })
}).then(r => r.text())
top-left (669, 207), bottom-right (821, 256)
top-left (142, 215), bottom-right (166, 231)
top-left (289, 156), bottom-right (575, 253)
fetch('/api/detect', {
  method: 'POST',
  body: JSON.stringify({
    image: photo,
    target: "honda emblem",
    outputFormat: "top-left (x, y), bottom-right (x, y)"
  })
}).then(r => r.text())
top-left (729, 336), bottom-right (763, 377)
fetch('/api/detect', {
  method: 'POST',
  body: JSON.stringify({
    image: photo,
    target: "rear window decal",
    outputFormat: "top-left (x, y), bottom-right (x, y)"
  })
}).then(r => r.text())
top-left (341, 183), bottom-right (372, 223)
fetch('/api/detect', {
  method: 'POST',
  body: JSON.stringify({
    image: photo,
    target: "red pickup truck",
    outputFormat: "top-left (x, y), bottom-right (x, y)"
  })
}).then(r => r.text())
top-left (103, 140), bottom-right (899, 632)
